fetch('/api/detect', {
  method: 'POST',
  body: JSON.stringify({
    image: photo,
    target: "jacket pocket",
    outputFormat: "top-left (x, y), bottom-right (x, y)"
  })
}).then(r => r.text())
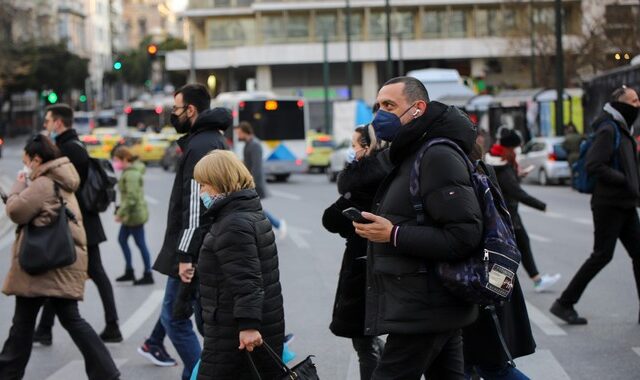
top-left (373, 255), bottom-right (430, 321)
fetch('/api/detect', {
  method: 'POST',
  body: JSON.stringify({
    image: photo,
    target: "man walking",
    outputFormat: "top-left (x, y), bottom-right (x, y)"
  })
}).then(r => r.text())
top-left (38, 104), bottom-right (122, 343)
top-left (551, 86), bottom-right (640, 324)
top-left (235, 121), bottom-right (287, 238)
top-left (138, 84), bottom-right (231, 379)
top-left (354, 77), bottom-right (483, 379)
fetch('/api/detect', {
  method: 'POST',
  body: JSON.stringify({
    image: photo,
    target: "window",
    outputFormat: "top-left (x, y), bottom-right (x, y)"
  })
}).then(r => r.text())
top-left (503, 9), bottom-right (516, 32)
top-left (237, 0), bottom-right (254, 6)
top-left (392, 11), bottom-right (414, 38)
top-left (449, 10), bottom-right (466, 38)
top-left (215, 0), bottom-right (231, 6)
top-left (347, 13), bottom-right (363, 40)
top-left (287, 14), bottom-right (309, 40)
top-left (475, 9), bottom-right (499, 37)
top-left (207, 18), bottom-right (255, 47)
top-left (316, 13), bottom-right (337, 40)
top-left (369, 11), bottom-right (387, 39)
top-left (422, 10), bottom-right (445, 38)
top-left (262, 14), bottom-right (285, 43)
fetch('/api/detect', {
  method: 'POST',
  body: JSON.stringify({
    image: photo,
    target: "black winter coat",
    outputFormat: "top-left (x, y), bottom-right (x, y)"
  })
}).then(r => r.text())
top-left (154, 108), bottom-right (231, 277)
top-left (322, 152), bottom-right (391, 338)
top-left (197, 189), bottom-right (284, 380)
top-left (484, 154), bottom-right (546, 229)
top-left (365, 101), bottom-right (483, 336)
top-left (586, 106), bottom-right (640, 209)
top-left (56, 128), bottom-right (106, 246)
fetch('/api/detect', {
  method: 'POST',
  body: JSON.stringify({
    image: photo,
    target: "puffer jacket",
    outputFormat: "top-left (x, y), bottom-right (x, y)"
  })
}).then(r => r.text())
top-left (197, 189), bottom-right (284, 380)
top-left (365, 101), bottom-right (483, 336)
top-left (116, 160), bottom-right (149, 226)
top-left (3, 157), bottom-right (88, 300)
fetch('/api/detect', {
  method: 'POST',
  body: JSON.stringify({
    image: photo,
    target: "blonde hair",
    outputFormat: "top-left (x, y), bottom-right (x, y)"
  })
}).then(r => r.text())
top-left (193, 150), bottom-right (255, 194)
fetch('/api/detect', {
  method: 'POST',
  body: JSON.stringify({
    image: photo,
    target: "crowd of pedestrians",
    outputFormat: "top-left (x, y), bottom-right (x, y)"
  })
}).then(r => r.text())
top-left (0, 79), bottom-right (638, 380)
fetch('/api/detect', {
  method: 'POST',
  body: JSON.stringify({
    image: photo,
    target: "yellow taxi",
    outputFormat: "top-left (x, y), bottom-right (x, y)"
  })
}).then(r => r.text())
top-left (80, 134), bottom-right (113, 160)
top-left (91, 127), bottom-right (123, 157)
top-left (128, 133), bottom-right (171, 163)
top-left (306, 132), bottom-right (335, 172)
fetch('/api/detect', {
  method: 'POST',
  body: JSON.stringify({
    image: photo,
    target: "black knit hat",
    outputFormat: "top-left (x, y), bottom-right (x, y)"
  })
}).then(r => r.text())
top-left (497, 126), bottom-right (522, 148)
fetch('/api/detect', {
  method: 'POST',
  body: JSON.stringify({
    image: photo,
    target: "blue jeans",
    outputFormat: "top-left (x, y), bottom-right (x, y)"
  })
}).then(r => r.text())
top-left (118, 225), bottom-right (152, 273)
top-left (467, 364), bottom-right (530, 380)
top-left (265, 210), bottom-right (280, 229)
top-left (159, 277), bottom-right (201, 380)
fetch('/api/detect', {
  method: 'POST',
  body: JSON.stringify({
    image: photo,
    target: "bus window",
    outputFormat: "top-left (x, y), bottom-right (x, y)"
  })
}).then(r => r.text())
top-left (239, 100), bottom-right (305, 141)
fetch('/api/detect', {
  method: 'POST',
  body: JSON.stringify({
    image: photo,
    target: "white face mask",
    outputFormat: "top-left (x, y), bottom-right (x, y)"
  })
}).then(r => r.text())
top-left (22, 165), bottom-right (32, 177)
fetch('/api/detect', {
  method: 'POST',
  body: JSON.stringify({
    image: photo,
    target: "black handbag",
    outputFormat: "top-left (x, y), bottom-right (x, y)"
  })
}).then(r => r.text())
top-left (18, 183), bottom-right (77, 275)
top-left (247, 342), bottom-right (319, 380)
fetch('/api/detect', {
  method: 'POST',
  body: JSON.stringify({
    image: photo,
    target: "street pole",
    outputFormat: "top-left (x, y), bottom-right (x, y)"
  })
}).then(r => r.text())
top-left (345, 0), bottom-right (353, 100)
top-left (397, 32), bottom-right (404, 76)
top-left (554, 0), bottom-right (564, 136)
top-left (529, 0), bottom-right (536, 87)
top-left (385, 0), bottom-right (392, 79)
top-left (189, 30), bottom-right (196, 83)
top-left (323, 32), bottom-right (331, 134)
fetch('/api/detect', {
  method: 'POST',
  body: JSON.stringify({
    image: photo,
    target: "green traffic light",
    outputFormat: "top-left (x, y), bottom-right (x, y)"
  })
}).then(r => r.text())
top-left (79, 95), bottom-right (87, 103)
top-left (113, 61), bottom-right (122, 70)
top-left (47, 92), bottom-right (58, 104)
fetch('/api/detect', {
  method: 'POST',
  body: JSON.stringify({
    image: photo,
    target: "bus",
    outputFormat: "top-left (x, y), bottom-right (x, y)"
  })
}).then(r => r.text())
top-left (213, 92), bottom-right (309, 182)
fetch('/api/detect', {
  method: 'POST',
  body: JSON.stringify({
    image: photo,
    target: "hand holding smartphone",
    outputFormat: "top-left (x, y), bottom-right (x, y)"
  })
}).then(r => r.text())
top-left (342, 207), bottom-right (373, 224)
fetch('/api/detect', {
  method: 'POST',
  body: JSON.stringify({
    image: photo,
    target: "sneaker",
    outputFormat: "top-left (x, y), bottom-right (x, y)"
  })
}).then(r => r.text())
top-left (100, 323), bottom-right (123, 343)
top-left (116, 269), bottom-right (135, 282)
top-left (282, 333), bottom-right (296, 364)
top-left (277, 220), bottom-right (288, 240)
top-left (284, 333), bottom-right (295, 345)
top-left (534, 273), bottom-right (561, 293)
top-left (137, 342), bottom-right (177, 367)
top-left (134, 272), bottom-right (154, 286)
top-left (550, 300), bottom-right (588, 325)
top-left (33, 329), bottom-right (52, 346)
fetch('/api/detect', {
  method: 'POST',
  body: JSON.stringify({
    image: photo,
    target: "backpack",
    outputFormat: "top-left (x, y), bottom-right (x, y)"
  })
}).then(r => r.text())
top-left (571, 121), bottom-right (621, 194)
top-left (409, 137), bottom-right (521, 306)
top-left (74, 141), bottom-right (117, 213)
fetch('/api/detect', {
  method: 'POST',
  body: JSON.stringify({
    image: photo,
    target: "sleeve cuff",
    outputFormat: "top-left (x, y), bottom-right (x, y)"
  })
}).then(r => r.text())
top-left (178, 252), bottom-right (193, 263)
top-left (390, 225), bottom-right (400, 247)
top-left (237, 318), bottom-right (261, 331)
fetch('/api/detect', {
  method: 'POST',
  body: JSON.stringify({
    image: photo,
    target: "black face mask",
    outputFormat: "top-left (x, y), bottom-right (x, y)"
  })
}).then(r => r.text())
top-left (611, 101), bottom-right (640, 127)
top-left (171, 112), bottom-right (191, 134)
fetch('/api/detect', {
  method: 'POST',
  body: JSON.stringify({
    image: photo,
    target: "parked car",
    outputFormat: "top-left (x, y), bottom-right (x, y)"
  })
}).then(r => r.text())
top-left (80, 134), bottom-right (113, 160)
top-left (518, 137), bottom-right (571, 186)
top-left (161, 140), bottom-right (182, 172)
top-left (327, 139), bottom-right (350, 182)
top-left (307, 133), bottom-right (335, 173)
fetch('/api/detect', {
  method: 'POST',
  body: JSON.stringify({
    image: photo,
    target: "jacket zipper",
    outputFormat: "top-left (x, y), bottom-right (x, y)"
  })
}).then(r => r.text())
top-left (484, 248), bottom-right (519, 265)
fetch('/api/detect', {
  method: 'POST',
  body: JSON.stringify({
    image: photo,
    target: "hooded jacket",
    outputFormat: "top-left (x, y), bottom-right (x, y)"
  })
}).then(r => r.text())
top-left (586, 103), bottom-right (640, 208)
top-left (3, 157), bottom-right (88, 300)
top-left (116, 160), bottom-right (149, 226)
top-left (197, 189), bottom-right (284, 380)
top-left (364, 101), bottom-right (483, 336)
top-left (154, 108), bottom-right (231, 277)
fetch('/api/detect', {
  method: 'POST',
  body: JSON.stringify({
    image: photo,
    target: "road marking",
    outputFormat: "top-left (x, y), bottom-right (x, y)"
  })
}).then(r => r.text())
top-left (633, 347), bottom-right (640, 358)
top-left (525, 300), bottom-right (567, 336)
top-left (145, 195), bottom-right (159, 205)
top-left (529, 233), bottom-right (551, 243)
top-left (270, 189), bottom-right (301, 201)
top-left (46, 359), bottom-right (127, 380)
top-left (287, 226), bottom-right (311, 249)
top-left (570, 217), bottom-right (592, 226)
top-left (545, 211), bottom-right (565, 219)
top-left (517, 349), bottom-right (571, 379)
top-left (119, 289), bottom-right (164, 340)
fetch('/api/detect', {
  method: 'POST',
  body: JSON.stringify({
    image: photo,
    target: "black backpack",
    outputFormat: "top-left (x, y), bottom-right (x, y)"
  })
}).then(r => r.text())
top-left (74, 141), bottom-right (117, 213)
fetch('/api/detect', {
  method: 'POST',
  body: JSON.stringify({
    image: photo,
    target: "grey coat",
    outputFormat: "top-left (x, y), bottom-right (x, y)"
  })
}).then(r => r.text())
top-left (243, 137), bottom-right (267, 198)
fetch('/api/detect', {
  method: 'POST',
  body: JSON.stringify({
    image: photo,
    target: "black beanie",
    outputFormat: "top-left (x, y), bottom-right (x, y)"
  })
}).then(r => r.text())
top-left (498, 127), bottom-right (522, 148)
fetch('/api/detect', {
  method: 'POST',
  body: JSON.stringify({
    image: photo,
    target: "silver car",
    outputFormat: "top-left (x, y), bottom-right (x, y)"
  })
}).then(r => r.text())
top-left (327, 139), bottom-right (350, 182)
top-left (518, 137), bottom-right (571, 186)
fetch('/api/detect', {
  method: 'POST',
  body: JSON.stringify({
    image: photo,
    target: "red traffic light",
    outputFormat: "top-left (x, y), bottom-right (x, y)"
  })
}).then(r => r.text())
top-left (147, 44), bottom-right (158, 56)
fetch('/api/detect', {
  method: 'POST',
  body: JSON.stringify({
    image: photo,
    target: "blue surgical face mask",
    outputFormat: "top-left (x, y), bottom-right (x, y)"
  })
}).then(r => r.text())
top-left (200, 192), bottom-right (214, 209)
top-left (372, 104), bottom-right (417, 142)
top-left (346, 147), bottom-right (356, 163)
top-left (49, 130), bottom-right (58, 141)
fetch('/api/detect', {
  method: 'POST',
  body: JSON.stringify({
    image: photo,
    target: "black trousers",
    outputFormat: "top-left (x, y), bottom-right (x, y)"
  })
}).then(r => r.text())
top-left (38, 244), bottom-right (119, 331)
top-left (352, 336), bottom-right (385, 380)
top-left (371, 330), bottom-right (464, 380)
top-left (560, 205), bottom-right (640, 305)
top-left (0, 296), bottom-right (119, 380)
top-left (515, 224), bottom-right (540, 279)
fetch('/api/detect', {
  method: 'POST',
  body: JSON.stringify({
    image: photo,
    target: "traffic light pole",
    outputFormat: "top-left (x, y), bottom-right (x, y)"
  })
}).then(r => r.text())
top-left (189, 31), bottom-right (196, 83)
top-left (323, 32), bottom-right (331, 134)
top-left (345, 0), bottom-right (353, 100)
top-left (554, 0), bottom-right (564, 136)
top-left (385, 0), bottom-right (392, 79)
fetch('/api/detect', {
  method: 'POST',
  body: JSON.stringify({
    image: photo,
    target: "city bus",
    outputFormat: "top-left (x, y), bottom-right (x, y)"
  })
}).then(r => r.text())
top-left (213, 91), bottom-right (309, 182)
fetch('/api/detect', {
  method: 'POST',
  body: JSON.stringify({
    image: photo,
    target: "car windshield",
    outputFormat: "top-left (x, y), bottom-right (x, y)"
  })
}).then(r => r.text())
top-left (553, 143), bottom-right (568, 160)
top-left (312, 140), bottom-right (334, 148)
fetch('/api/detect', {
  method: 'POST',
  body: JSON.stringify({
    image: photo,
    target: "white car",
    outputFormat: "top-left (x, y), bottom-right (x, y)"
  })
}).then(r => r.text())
top-left (327, 140), bottom-right (350, 182)
top-left (518, 137), bottom-right (571, 186)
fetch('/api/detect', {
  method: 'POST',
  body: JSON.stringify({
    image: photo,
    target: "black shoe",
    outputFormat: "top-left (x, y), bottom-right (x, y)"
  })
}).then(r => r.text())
top-left (116, 269), bottom-right (135, 282)
top-left (134, 272), bottom-right (154, 286)
top-left (33, 329), bottom-right (52, 346)
top-left (550, 300), bottom-right (588, 325)
top-left (100, 323), bottom-right (123, 343)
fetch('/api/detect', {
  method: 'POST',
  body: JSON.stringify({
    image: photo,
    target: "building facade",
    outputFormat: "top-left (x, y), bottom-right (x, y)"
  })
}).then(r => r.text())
top-left (122, 0), bottom-right (179, 49)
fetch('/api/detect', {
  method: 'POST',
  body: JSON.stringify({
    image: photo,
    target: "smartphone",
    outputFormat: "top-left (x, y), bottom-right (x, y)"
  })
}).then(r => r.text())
top-left (342, 207), bottom-right (372, 224)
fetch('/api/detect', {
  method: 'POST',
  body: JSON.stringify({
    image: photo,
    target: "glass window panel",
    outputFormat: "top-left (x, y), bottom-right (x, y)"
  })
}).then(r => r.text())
top-left (449, 10), bottom-right (466, 38)
top-left (422, 10), bottom-right (445, 38)
top-left (503, 9), bottom-right (516, 31)
top-left (208, 18), bottom-right (255, 47)
top-left (392, 11), bottom-right (414, 38)
top-left (348, 13), bottom-right (363, 40)
top-left (287, 14), bottom-right (309, 40)
top-left (369, 11), bottom-right (387, 39)
top-left (237, 0), bottom-right (254, 6)
top-left (316, 13), bottom-right (337, 40)
top-left (262, 15), bottom-right (286, 43)
top-left (215, 0), bottom-right (231, 6)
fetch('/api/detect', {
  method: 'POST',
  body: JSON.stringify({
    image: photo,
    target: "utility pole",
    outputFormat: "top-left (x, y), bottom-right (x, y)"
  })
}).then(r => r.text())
top-left (397, 32), bottom-right (404, 76)
top-left (385, 0), bottom-right (392, 79)
top-left (554, 0), bottom-right (564, 136)
top-left (345, 0), bottom-right (353, 100)
top-left (323, 32), bottom-right (331, 133)
top-left (189, 30), bottom-right (196, 83)
top-left (529, 0), bottom-right (536, 87)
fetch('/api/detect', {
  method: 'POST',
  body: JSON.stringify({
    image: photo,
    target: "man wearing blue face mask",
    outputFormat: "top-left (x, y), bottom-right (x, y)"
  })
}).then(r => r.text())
top-left (354, 77), bottom-right (483, 379)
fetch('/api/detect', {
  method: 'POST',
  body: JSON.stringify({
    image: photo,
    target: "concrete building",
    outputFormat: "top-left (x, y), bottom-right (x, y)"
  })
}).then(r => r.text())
top-left (122, 0), bottom-right (179, 49)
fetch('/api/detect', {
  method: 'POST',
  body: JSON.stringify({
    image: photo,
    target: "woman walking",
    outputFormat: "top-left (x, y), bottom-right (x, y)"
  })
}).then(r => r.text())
top-left (0, 134), bottom-right (119, 380)
top-left (193, 150), bottom-right (284, 380)
top-left (322, 125), bottom-right (390, 380)
top-left (112, 146), bottom-right (153, 285)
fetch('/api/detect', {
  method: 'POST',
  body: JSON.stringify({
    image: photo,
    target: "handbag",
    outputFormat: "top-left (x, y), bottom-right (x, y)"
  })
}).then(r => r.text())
top-left (247, 341), bottom-right (319, 380)
top-left (18, 182), bottom-right (77, 275)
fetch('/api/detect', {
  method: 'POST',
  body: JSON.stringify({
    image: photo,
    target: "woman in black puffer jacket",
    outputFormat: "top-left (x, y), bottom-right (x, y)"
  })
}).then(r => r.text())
top-left (322, 125), bottom-right (391, 380)
top-left (193, 150), bottom-right (284, 380)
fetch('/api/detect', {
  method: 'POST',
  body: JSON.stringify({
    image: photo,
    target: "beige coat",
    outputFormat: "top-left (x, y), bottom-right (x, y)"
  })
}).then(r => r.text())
top-left (2, 157), bottom-right (88, 300)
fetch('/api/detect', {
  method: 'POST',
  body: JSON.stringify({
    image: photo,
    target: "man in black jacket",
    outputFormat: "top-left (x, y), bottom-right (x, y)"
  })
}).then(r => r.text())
top-left (139, 84), bottom-right (231, 380)
top-left (551, 86), bottom-right (640, 325)
top-left (37, 104), bottom-right (122, 343)
top-left (354, 77), bottom-right (483, 379)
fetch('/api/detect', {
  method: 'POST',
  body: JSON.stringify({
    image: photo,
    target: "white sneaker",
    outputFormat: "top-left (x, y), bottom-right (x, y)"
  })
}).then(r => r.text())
top-left (277, 219), bottom-right (287, 240)
top-left (534, 273), bottom-right (561, 293)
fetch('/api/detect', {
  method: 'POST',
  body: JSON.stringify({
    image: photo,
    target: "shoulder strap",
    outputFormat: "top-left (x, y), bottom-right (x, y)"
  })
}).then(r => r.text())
top-left (487, 305), bottom-right (516, 368)
top-left (410, 138), bottom-right (473, 225)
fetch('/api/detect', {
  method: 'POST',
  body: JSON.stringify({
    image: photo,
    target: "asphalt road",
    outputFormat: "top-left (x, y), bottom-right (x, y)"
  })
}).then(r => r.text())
top-left (1, 136), bottom-right (639, 379)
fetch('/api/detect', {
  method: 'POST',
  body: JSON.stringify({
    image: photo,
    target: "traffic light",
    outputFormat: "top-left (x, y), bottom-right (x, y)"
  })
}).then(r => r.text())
top-left (147, 44), bottom-right (158, 57)
top-left (47, 92), bottom-right (58, 104)
top-left (79, 95), bottom-right (87, 103)
top-left (113, 61), bottom-right (122, 70)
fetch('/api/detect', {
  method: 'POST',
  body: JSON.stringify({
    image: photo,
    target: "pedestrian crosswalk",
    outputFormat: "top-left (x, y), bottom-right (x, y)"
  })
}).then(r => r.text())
top-left (46, 359), bottom-right (128, 380)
